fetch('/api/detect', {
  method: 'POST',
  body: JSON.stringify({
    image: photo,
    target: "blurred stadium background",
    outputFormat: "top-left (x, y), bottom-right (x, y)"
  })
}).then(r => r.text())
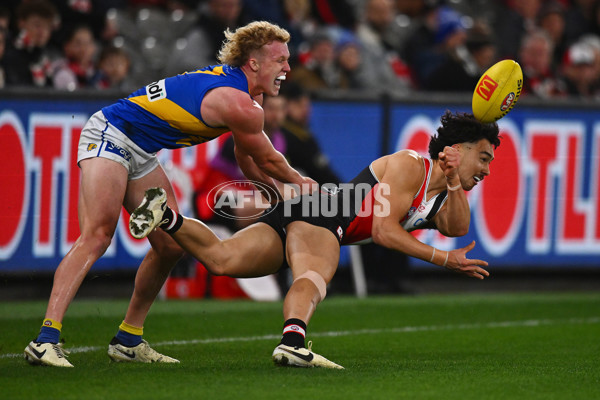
top-left (2, 3), bottom-right (600, 399)
top-left (1, 0), bottom-right (600, 299)
top-left (2, 88), bottom-right (600, 300)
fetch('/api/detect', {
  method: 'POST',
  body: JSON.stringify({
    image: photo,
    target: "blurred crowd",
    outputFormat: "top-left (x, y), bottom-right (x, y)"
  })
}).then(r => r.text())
top-left (1, 0), bottom-right (600, 99)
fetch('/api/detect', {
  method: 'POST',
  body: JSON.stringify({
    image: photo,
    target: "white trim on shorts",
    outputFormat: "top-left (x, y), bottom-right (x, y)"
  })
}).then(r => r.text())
top-left (77, 111), bottom-right (160, 180)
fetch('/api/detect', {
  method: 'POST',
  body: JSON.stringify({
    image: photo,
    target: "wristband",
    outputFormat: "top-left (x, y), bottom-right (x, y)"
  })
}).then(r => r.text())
top-left (447, 183), bottom-right (462, 191)
top-left (443, 251), bottom-right (449, 267)
top-left (429, 248), bottom-right (436, 263)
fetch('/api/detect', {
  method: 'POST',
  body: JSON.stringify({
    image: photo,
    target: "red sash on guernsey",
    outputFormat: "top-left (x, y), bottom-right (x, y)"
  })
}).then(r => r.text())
top-left (342, 182), bottom-right (379, 245)
top-left (399, 158), bottom-right (432, 227)
top-left (342, 158), bottom-right (431, 245)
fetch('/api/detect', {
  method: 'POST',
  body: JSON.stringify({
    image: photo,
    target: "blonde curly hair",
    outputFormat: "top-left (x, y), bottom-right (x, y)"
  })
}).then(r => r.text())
top-left (217, 21), bottom-right (290, 67)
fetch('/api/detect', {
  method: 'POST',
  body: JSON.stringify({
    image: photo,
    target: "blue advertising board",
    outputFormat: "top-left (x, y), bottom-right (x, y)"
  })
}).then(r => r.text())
top-left (311, 99), bottom-right (600, 268)
top-left (0, 96), bottom-right (222, 272)
top-left (1, 94), bottom-right (599, 272)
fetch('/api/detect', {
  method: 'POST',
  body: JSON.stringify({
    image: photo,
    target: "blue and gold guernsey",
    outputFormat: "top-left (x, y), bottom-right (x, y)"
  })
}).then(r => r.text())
top-left (101, 65), bottom-right (250, 154)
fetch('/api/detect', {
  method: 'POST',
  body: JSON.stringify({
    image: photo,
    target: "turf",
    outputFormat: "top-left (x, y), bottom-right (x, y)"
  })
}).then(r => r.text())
top-left (1, 293), bottom-right (599, 400)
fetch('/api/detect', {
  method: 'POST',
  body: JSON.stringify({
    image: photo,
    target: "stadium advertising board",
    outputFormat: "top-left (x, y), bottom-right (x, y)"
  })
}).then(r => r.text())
top-left (0, 98), bottom-right (221, 272)
top-left (311, 102), bottom-right (600, 268)
top-left (1, 97), bottom-right (599, 272)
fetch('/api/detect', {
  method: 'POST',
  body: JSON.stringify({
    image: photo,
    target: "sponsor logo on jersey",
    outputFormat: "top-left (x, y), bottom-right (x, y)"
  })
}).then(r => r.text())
top-left (87, 143), bottom-right (97, 151)
top-left (476, 75), bottom-right (498, 101)
top-left (413, 218), bottom-right (424, 228)
top-left (146, 79), bottom-right (166, 102)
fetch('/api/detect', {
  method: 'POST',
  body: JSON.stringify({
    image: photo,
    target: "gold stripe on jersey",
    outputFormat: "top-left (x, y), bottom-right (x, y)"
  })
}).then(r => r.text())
top-left (127, 95), bottom-right (229, 143)
top-left (189, 65), bottom-right (226, 76)
top-left (187, 66), bottom-right (249, 92)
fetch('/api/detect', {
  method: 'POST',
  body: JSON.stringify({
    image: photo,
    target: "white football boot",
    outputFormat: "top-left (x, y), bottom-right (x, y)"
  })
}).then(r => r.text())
top-left (272, 341), bottom-right (344, 369)
top-left (24, 341), bottom-right (74, 367)
top-left (108, 338), bottom-right (179, 363)
top-left (129, 187), bottom-right (168, 239)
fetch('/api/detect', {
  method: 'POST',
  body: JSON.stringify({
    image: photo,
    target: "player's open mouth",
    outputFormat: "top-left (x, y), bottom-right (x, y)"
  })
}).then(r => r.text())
top-left (474, 176), bottom-right (482, 183)
top-left (275, 75), bottom-right (286, 87)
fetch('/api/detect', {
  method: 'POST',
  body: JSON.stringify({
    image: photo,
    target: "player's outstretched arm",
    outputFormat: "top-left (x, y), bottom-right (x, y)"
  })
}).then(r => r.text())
top-left (371, 152), bottom-right (489, 279)
top-left (202, 87), bottom-right (315, 192)
top-left (371, 152), bottom-right (441, 260)
top-left (234, 143), bottom-right (283, 201)
top-left (227, 93), bottom-right (312, 185)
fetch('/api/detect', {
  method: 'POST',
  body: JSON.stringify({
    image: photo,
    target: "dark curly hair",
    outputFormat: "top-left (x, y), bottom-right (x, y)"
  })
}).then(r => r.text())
top-left (428, 111), bottom-right (500, 159)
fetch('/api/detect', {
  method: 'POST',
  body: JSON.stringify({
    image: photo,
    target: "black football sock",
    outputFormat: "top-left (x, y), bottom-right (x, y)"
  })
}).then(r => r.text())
top-left (280, 318), bottom-right (307, 348)
top-left (160, 206), bottom-right (183, 234)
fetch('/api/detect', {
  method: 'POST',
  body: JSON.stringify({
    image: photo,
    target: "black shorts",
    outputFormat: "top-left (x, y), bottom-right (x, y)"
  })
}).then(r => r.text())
top-left (258, 191), bottom-right (348, 247)
top-left (257, 165), bottom-right (378, 249)
top-left (257, 192), bottom-right (347, 272)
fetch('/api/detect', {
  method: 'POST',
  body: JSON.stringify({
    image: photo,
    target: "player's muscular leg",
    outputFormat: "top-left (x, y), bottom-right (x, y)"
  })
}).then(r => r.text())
top-left (45, 158), bottom-right (128, 322)
top-left (172, 221), bottom-right (284, 278)
top-left (122, 168), bottom-right (184, 327)
top-left (284, 221), bottom-right (339, 323)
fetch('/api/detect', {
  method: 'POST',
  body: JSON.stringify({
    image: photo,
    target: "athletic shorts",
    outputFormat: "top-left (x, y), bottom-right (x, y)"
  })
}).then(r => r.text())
top-left (257, 166), bottom-right (378, 248)
top-left (258, 190), bottom-right (352, 247)
top-left (257, 194), bottom-right (346, 271)
top-left (77, 111), bottom-right (160, 180)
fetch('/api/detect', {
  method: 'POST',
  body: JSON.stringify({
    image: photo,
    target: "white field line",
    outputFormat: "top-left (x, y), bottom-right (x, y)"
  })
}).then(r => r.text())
top-left (4, 316), bottom-right (599, 359)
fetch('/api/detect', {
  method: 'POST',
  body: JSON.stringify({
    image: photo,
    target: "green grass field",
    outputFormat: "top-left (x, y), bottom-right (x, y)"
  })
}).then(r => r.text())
top-left (1, 293), bottom-right (599, 400)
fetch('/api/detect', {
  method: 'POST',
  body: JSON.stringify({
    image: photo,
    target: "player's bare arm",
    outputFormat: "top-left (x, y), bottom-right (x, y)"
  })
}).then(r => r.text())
top-left (202, 86), bottom-right (280, 197)
top-left (371, 151), bottom-right (489, 279)
top-left (432, 145), bottom-right (471, 237)
top-left (371, 151), bottom-right (435, 260)
top-left (233, 140), bottom-right (283, 201)
top-left (203, 87), bottom-right (311, 187)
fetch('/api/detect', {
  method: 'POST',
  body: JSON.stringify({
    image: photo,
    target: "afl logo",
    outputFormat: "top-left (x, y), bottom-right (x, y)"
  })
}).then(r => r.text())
top-left (87, 143), bottom-right (97, 151)
top-left (475, 75), bottom-right (498, 101)
top-left (207, 180), bottom-right (276, 220)
top-left (500, 92), bottom-right (515, 111)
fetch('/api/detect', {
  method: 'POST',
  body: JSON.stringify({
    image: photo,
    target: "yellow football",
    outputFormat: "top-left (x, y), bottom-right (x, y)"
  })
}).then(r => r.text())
top-left (472, 60), bottom-right (523, 123)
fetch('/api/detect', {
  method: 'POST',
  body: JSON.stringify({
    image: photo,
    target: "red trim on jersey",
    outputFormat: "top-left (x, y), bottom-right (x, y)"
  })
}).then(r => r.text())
top-left (400, 158), bottom-right (431, 224)
top-left (343, 183), bottom-right (378, 244)
top-left (343, 158), bottom-right (431, 244)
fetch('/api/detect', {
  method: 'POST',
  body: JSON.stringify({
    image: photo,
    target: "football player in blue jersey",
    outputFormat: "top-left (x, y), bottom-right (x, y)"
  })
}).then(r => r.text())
top-left (126, 111), bottom-right (501, 369)
top-left (25, 21), bottom-right (316, 367)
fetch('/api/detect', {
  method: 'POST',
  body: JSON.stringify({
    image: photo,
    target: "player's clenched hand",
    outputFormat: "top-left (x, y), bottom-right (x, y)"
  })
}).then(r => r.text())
top-left (444, 241), bottom-right (489, 279)
top-left (438, 146), bottom-right (461, 181)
